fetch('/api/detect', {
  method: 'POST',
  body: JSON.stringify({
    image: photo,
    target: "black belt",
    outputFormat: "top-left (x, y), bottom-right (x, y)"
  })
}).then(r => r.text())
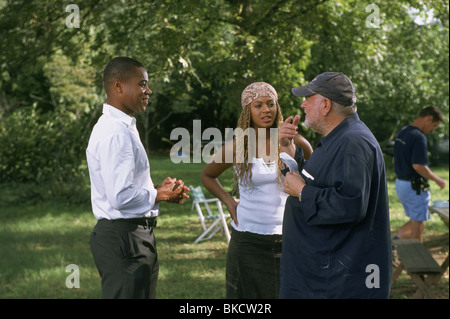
top-left (109, 217), bottom-right (157, 228)
top-left (399, 176), bottom-right (430, 195)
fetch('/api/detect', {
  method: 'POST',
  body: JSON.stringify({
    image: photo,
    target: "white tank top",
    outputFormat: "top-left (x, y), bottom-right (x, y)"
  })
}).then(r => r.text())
top-left (232, 157), bottom-right (287, 235)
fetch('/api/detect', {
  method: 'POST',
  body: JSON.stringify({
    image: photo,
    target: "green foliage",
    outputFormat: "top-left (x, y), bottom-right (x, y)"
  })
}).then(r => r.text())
top-left (0, 0), bottom-right (448, 183)
top-left (0, 104), bottom-right (91, 203)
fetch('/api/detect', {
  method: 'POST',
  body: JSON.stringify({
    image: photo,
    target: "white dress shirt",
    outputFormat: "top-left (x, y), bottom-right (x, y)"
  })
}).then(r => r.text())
top-left (86, 103), bottom-right (159, 220)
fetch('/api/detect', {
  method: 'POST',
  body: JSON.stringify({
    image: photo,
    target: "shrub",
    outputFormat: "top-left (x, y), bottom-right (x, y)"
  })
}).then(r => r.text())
top-left (0, 106), bottom-right (92, 203)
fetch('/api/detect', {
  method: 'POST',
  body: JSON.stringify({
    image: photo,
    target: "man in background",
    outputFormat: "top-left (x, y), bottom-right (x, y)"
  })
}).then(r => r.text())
top-left (393, 105), bottom-right (446, 242)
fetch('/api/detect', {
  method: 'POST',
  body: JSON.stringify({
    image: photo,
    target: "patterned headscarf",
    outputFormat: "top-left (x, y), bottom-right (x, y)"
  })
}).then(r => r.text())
top-left (241, 82), bottom-right (278, 108)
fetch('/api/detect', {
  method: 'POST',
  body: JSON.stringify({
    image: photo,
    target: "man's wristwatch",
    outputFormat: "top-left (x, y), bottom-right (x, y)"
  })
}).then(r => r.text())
top-left (298, 189), bottom-right (302, 202)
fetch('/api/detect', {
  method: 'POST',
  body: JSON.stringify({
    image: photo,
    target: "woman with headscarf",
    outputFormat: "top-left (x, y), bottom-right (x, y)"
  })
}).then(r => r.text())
top-left (201, 82), bottom-right (312, 298)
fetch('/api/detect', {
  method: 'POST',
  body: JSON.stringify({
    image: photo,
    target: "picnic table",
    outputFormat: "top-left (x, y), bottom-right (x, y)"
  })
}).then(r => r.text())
top-left (428, 204), bottom-right (449, 228)
top-left (392, 202), bottom-right (449, 298)
top-left (392, 239), bottom-right (446, 298)
top-left (428, 202), bottom-right (449, 293)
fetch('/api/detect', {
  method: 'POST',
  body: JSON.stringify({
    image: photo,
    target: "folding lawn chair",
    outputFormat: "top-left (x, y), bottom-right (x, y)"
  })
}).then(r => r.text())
top-left (189, 185), bottom-right (231, 244)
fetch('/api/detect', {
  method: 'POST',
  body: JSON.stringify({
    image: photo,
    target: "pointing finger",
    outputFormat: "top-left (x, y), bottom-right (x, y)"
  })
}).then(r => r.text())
top-left (284, 116), bottom-right (293, 124)
top-left (292, 114), bottom-right (300, 126)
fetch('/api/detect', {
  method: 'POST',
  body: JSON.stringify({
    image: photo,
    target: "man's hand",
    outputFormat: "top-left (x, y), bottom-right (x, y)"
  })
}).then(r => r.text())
top-left (167, 180), bottom-right (190, 203)
top-left (412, 163), bottom-right (447, 190)
top-left (435, 177), bottom-right (446, 190)
top-left (283, 170), bottom-right (305, 197)
top-left (156, 178), bottom-right (190, 204)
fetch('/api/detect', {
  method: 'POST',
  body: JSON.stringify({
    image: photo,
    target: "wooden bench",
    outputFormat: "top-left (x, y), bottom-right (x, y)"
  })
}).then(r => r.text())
top-left (429, 205), bottom-right (449, 228)
top-left (392, 239), bottom-right (444, 299)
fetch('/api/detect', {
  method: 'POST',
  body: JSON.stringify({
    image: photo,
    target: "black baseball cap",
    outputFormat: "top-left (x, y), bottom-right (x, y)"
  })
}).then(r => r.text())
top-left (292, 72), bottom-right (356, 106)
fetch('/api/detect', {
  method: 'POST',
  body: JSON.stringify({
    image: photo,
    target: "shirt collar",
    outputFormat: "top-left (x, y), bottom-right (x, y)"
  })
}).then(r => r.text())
top-left (317, 113), bottom-right (360, 151)
top-left (102, 103), bottom-right (136, 127)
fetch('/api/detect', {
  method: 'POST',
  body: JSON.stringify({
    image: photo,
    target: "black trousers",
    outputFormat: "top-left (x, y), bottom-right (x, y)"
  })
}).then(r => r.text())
top-left (90, 219), bottom-right (159, 299)
top-left (226, 229), bottom-right (282, 299)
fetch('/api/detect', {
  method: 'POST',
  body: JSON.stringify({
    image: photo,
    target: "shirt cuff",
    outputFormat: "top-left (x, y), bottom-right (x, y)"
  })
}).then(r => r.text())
top-left (148, 187), bottom-right (158, 208)
top-left (299, 185), bottom-right (319, 223)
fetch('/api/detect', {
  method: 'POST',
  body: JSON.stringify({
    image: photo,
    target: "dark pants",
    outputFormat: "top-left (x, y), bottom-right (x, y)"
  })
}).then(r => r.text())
top-left (90, 219), bottom-right (159, 299)
top-left (226, 229), bottom-right (282, 299)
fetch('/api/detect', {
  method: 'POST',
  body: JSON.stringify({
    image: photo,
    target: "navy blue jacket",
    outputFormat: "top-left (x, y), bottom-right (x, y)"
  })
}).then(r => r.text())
top-left (280, 113), bottom-right (392, 299)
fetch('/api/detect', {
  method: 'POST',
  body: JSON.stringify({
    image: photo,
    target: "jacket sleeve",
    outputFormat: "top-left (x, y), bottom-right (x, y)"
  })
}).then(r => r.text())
top-left (300, 150), bottom-right (374, 226)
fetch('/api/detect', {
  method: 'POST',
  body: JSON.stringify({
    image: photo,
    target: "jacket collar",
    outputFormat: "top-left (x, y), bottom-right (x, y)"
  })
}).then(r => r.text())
top-left (317, 113), bottom-right (360, 151)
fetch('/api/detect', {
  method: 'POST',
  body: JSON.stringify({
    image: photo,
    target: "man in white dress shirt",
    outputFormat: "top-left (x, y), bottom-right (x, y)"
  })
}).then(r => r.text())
top-left (87, 57), bottom-right (189, 298)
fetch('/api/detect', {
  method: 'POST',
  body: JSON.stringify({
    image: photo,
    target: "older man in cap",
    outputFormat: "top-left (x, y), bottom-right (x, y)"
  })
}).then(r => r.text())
top-left (279, 72), bottom-right (392, 298)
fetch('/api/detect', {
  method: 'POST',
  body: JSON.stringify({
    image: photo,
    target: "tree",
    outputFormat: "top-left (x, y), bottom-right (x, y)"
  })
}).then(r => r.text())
top-left (0, 0), bottom-right (448, 184)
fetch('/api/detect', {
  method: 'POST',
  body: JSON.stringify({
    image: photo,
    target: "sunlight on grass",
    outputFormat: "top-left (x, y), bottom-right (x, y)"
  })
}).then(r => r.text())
top-left (0, 157), bottom-right (448, 299)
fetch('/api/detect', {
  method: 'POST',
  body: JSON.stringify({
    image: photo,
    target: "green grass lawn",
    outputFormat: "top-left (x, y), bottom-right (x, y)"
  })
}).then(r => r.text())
top-left (0, 155), bottom-right (448, 299)
top-left (384, 158), bottom-right (449, 299)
